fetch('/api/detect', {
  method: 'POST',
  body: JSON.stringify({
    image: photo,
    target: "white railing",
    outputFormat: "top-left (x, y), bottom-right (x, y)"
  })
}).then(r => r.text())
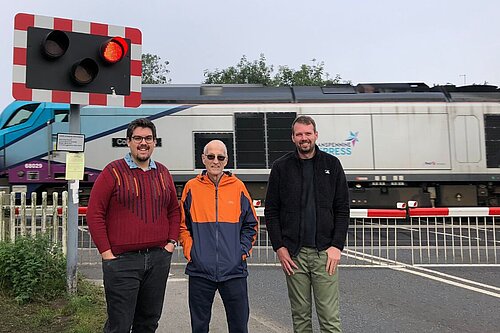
top-left (2, 193), bottom-right (499, 266)
top-left (0, 191), bottom-right (68, 254)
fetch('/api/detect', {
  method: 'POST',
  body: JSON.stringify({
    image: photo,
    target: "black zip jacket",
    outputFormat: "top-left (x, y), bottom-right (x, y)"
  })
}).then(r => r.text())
top-left (264, 146), bottom-right (350, 256)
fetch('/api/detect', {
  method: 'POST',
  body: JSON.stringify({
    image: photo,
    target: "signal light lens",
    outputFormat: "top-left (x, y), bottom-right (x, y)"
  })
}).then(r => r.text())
top-left (41, 30), bottom-right (69, 59)
top-left (71, 58), bottom-right (99, 85)
top-left (100, 37), bottom-right (128, 64)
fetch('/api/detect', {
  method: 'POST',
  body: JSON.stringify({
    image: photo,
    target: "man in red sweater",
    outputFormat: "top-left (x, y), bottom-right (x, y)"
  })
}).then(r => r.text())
top-left (87, 118), bottom-right (180, 333)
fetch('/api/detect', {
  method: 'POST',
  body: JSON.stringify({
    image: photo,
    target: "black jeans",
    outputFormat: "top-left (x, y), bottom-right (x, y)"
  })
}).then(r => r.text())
top-left (188, 276), bottom-right (249, 333)
top-left (102, 248), bottom-right (173, 333)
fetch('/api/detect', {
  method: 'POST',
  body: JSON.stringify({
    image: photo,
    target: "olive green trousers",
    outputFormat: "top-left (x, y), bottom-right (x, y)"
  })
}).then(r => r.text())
top-left (285, 247), bottom-right (341, 333)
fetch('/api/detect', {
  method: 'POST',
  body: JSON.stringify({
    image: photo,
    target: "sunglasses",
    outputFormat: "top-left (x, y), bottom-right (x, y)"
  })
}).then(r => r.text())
top-left (205, 154), bottom-right (226, 161)
top-left (131, 135), bottom-right (154, 143)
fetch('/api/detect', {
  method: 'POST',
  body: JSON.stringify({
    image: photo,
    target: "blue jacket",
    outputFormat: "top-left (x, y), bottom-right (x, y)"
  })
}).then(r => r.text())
top-left (179, 171), bottom-right (258, 282)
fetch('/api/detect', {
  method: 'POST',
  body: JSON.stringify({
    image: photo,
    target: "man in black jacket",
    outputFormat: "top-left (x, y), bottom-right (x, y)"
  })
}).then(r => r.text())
top-left (265, 115), bottom-right (350, 332)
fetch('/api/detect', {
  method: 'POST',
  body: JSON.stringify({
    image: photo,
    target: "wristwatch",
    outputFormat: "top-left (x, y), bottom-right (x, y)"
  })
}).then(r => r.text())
top-left (167, 239), bottom-right (177, 247)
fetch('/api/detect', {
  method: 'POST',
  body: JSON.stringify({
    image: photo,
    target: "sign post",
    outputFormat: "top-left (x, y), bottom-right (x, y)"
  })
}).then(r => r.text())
top-left (66, 104), bottom-right (81, 294)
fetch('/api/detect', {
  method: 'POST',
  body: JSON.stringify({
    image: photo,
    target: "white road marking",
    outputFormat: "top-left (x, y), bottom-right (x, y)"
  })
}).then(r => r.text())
top-left (343, 249), bottom-right (500, 298)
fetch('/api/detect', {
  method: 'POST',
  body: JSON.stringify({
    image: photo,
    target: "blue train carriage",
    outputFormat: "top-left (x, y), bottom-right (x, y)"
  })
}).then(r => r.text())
top-left (0, 100), bottom-right (184, 202)
top-left (0, 83), bottom-right (499, 207)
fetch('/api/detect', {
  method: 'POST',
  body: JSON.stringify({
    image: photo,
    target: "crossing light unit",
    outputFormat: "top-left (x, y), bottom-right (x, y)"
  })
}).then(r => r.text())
top-left (27, 28), bottom-right (130, 93)
top-left (13, 13), bottom-right (142, 107)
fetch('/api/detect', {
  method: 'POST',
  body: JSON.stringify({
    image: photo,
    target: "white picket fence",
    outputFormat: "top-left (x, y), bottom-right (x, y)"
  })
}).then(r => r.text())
top-left (0, 191), bottom-right (68, 254)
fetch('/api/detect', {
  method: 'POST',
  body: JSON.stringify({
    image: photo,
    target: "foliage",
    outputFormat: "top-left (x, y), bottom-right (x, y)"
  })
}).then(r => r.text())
top-left (63, 278), bottom-right (107, 333)
top-left (203, 54), bottom-right (273, 85)
top-left (203, 54), bottom-right (344, 86)
top-left (273, 59), bottom-right (342, 86)
top-left (142, 53), bottom-right (171, 84)
top-left (0, 278), bottom-right (106, 333)
top-left (0, 234), bottom-right (66, 303)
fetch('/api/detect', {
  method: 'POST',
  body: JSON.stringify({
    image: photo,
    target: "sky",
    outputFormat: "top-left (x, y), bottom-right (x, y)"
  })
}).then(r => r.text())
top-left (1, 0), bottom-right (500, 107)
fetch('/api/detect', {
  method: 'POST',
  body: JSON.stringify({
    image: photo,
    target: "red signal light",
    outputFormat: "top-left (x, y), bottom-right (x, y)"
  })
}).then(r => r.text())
top-left (100, 37), bottom-right (128, 64)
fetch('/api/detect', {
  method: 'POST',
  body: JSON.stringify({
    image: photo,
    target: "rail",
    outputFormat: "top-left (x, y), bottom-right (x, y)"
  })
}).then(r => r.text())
top-left (1, 192), bottom-right (499, 267)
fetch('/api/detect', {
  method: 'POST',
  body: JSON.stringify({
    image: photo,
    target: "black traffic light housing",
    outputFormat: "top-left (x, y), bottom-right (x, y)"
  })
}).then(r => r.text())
top-left (25, 27), bottom-right (131, 95)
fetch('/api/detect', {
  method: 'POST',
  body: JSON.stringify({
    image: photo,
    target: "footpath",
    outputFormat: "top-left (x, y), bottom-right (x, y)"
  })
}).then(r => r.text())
top-left (80, 264), bottom-right (288, 332)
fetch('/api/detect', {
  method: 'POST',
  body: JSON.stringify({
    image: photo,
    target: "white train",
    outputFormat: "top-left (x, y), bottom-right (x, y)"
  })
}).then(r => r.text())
top-left (0, 83), bottom-right (499, 207)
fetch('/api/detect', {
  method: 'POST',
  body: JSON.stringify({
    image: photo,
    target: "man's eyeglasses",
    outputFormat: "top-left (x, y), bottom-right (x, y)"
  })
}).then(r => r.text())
top-left (131, 135), bottom-right (154, 143)
top-left (205, 154), bottom-right (226, 161)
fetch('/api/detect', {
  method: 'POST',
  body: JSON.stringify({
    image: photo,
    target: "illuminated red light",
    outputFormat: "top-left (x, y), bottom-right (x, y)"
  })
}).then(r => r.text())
top-left (101, 37), bottom-right (128, 64)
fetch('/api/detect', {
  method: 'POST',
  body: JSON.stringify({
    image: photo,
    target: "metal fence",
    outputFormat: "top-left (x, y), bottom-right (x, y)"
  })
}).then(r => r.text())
top-left (344, 212), bottom-right (499, 267)
top-left (1, 192), bottom-right (499, 267)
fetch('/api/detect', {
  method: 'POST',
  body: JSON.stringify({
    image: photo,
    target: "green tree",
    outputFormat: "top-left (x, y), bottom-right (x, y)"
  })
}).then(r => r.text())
top-left (273, 59), bottom-right (341, 86)
top-left (142, 53), bottom-right (171, 84)
top-left (203, 54), bottom-right (273, 85)
top-left (203, 55), bottom-right (343, 86)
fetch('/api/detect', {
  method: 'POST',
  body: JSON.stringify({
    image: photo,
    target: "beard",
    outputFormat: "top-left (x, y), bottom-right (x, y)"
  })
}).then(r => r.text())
top-left (134, 145), bottom-right (151, 162)
top-left (136, 154), bottom-right (150, 162)
top-left (296, 140), bottom-right (314, 154)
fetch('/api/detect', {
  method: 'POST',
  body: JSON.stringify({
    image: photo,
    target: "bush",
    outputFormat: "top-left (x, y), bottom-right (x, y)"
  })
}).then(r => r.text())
top-left (0, 234), bottom-right (66, 303)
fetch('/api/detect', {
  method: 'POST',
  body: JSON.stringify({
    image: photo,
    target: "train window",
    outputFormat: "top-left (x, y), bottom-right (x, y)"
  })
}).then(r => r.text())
top-left (485, 115), bottom-right (500, 168)
top-left (267, 112), bottom-right (296, 166)
top-left (234, 112), bottom-right (296, 169)
top-left (194, 133), bottom-right (234, 169)
top-left (3, 103), bottom-right (40, 128)
top-left (235, 113), bottom-right (266, 168)
top-left (54, 109), bottom-right (69, 122)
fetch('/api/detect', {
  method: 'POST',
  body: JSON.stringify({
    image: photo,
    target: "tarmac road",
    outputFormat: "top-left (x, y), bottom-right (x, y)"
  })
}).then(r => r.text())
top-left (80, 263), bottom-right (500, 332)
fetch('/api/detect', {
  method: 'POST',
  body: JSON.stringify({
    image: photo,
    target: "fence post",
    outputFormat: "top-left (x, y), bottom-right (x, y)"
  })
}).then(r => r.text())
top-left (41, 192), bottom-right (47, 233)
top-left (408, 205), bottom-right (415, 265)
top-left (0, 191), bottom-right (4, 242)
top-left (52, 192), bottom-right (59, 243)
top-left (30, 192), bottom-right (37, 236)
top-left (62, 191), bottom-right (68, 256)
top-left (10, 193), bottom-right (15, 242)
top-left (20, 192), bottom-right (26, 237)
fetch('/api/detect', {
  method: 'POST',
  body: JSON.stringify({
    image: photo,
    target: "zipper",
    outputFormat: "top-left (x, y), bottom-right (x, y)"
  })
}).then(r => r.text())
top-left (215, 181), bottom-right (219, 281)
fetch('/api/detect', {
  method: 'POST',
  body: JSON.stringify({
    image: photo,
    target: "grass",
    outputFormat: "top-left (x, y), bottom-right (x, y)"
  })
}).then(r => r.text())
top-left (0, 278), bottom-right (106, 333)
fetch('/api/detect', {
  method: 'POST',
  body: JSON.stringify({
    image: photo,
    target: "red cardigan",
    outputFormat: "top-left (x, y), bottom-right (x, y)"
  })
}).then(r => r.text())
top-left (87, 159), bottom-right (180, 255)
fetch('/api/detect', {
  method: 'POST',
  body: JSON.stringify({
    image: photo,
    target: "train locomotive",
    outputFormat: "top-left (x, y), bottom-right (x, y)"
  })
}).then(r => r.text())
top-left (0, 82), bottom-right (499, 208)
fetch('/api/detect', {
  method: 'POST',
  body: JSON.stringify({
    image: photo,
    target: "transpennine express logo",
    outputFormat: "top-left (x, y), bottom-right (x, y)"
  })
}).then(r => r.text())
top-left (318, 131), bottom-right (359, 156)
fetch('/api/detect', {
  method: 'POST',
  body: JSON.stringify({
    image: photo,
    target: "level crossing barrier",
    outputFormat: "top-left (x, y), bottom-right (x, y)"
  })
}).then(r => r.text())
top-left (1, 192), bottom-right (499, 267)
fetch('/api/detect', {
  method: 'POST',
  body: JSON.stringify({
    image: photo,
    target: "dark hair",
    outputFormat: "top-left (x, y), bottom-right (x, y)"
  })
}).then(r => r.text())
top-left (291, 116), bottom-right (317, 134)
top-left (126, 118), bottom-right (157, 139)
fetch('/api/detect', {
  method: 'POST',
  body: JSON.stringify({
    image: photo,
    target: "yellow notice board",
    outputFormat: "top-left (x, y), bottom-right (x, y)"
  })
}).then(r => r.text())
top-left (65, 152), bottom-right (85, 180)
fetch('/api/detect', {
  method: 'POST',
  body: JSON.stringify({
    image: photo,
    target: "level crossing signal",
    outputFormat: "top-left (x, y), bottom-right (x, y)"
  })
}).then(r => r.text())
top-left (13, 13), bottom-right (142, 107)
top-left (28, 27), bottom-right (131, 93)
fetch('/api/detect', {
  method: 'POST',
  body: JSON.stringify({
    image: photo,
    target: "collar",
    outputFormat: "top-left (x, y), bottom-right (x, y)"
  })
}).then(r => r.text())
top-left (124, 153), bottom-right (157, 170)
top-left (293, 145), bottom-right (319, 160)
top-left (199, 170), bottom-right (233, 184)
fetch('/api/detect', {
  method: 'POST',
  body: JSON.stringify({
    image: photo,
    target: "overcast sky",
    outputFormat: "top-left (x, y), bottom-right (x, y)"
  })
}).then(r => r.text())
top-left (1, 0), bottom-right (500, 107)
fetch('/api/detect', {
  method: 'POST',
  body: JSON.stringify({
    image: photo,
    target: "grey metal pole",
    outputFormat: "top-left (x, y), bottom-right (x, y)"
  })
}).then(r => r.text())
top-left (66, 104), bottom-right (80, 294)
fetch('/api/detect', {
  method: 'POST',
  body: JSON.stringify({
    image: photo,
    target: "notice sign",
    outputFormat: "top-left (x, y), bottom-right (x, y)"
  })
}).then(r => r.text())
top-left (65, 153), bottom-right (85, 180)
top-left (57, 133), bottom-right (85, 152)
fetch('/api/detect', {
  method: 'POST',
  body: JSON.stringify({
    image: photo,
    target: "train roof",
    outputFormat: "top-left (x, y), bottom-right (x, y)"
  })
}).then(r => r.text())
top-left (141, 83), bottom-right (500, 104)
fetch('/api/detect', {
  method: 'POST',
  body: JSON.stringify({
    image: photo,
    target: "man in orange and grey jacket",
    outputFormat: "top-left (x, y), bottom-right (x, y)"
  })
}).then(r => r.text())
top-left (179, 139), bottom-right (258, 333)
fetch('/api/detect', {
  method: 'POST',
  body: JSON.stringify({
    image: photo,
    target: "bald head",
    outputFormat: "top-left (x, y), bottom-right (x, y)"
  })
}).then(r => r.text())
top-left (202, 140), bottom-right (228, 182)
top-left (203, 140), bottom-right (227, 155)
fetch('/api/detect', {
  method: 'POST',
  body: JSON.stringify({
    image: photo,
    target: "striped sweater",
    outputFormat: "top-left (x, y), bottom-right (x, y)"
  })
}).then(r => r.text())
top-left (87, 159), bottom-right (180, 255)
